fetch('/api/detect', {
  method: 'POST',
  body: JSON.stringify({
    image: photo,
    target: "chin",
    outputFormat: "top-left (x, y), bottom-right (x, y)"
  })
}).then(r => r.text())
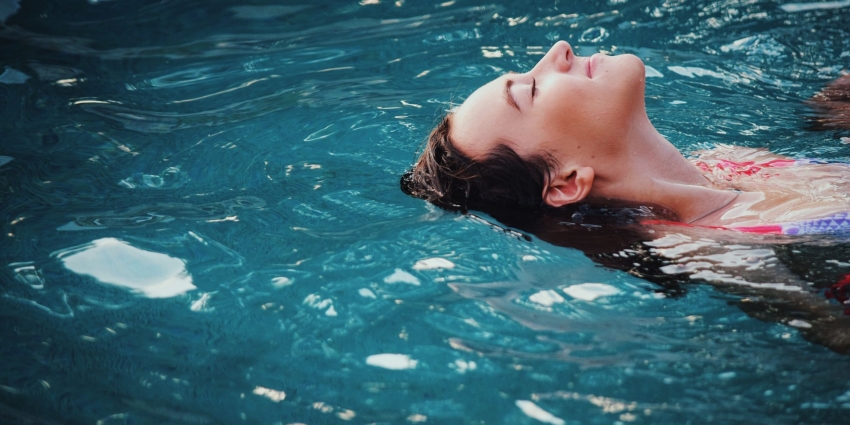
top-left (616, 53), bottom-right (646, 81)
top-left (599, 53), bottom-right (645, 85)
top-left (603, 54), bottom-right (647, 121)
top-left (607, 54), bottom-right (646, 97)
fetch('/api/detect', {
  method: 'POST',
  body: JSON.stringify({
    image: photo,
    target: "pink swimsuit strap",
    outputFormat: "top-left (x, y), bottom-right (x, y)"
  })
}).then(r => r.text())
top-left (693, 158), bottom-right (799, 177)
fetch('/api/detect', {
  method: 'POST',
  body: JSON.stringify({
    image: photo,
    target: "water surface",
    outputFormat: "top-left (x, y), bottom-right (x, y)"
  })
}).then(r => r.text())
top-left (2, 0), bottom-right (850, 424)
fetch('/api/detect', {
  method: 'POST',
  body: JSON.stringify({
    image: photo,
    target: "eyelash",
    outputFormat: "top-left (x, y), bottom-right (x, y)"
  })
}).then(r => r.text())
top-left (531, 78), bottom-right (537, 98)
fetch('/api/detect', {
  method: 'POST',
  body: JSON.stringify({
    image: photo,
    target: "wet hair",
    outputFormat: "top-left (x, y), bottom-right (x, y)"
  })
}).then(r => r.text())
top-left (400, 114), bottom-right (557, 212)
top-left (806, 73), bottom-right (850, 132)
top-left (398, 115), bottom-right (683, 293)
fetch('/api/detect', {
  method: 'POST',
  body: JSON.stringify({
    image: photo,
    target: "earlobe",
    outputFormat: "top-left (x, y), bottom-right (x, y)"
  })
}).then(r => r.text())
top-left (543, 167), bottom-right (594, 208)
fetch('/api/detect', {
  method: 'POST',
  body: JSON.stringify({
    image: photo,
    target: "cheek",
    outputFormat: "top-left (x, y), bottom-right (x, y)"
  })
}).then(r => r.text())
top-left (545, 89), bottom-right (633, 149)
top-left (592, 74), bottom-right (645, 125)
top-left (532, 73), bottom-right (643, 150)
top-left (534, 106), bottom-right (604, 152)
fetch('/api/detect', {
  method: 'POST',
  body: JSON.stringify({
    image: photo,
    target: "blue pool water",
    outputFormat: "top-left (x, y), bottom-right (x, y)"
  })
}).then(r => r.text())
top-left (2, 0), bottom-right (850, 423)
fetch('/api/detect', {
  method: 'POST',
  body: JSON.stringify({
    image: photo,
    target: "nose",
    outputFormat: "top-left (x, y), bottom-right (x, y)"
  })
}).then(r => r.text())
top-left (532, 40), bottom-right (572, 74)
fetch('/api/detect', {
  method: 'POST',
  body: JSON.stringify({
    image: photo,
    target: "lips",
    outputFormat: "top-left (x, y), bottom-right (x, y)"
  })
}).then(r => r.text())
top-left (587, 55), bottom-right (594, 79)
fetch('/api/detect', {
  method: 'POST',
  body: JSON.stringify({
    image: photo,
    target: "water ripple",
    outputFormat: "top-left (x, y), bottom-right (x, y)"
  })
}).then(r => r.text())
top-left (3, 1), bottom-right (850, 423)
top-left (58, 196), bottom-right (265, 230)
top-left (73, 87), bottom-right (299, 133)
top-left (0, 5), bottom-right (502, 61)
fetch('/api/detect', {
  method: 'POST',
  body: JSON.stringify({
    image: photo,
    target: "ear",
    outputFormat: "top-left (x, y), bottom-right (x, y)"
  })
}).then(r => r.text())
top-left (543, 166), bottom-right (595, 208)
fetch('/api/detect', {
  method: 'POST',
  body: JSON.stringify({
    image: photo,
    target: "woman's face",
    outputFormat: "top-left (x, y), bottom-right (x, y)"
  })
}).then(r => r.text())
top-left (450, 41), bottom-right (647, 165)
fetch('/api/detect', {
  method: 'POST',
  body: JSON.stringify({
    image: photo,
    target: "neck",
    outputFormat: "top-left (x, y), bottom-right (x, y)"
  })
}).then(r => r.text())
top-left (588, 114), bottom-right (737, 223)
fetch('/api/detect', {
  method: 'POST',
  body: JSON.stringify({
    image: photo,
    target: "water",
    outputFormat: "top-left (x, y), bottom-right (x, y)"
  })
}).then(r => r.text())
top-left (2, 0), bottom-right (850, 423)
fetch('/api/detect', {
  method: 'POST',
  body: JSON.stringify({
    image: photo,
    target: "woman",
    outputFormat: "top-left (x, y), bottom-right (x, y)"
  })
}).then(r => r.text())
top-left (402, 41), bottom-right (850, 353)
top-left (402, 41), bottom-right (850, 235)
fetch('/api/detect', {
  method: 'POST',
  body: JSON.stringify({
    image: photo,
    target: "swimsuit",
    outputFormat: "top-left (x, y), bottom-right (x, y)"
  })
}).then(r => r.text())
top-left (658, 157), bottom-right (850, 310)
top-left (694, 157), bottom-right (850, 235)
top-left (731, 213), bottom-right (850, 235)
top-left (693, 158), bottom-right (827, 177)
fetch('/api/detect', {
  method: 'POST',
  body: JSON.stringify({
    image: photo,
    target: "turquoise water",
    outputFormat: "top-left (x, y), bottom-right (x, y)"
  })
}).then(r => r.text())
top-left (2, 0), bottom-right (850, 423)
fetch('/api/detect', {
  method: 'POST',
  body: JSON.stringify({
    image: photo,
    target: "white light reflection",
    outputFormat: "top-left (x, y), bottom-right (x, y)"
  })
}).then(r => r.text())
top-left (365, 353), bottom-right (417, 370)
top-left (644, 66), bottom-right (664, 78)
top-left (190, 292), bottom-right (212, 312)
top-left (515, 400), bottom-right (565, 425)
top-left (252, 386), bottom-right (286, 402)
top-left (412, 257), bottom-right (455, 270)
top-left (529, 290), bottom-right (565, 307)
top-left (562, 283), bottom-right (621, 301)
top-left (383, 269), bottom-right (420, 285)
top-left (780, 0), bottom-right (850, 12)
top-left (59, 238), bottom-right (195, 298)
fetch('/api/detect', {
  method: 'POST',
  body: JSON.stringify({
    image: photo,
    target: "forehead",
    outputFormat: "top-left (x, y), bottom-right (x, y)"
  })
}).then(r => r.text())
top-left (450, 76), bottom-right (512, 158)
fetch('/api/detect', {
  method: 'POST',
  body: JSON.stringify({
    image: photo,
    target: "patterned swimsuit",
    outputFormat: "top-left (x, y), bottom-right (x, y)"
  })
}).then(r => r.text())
top-left (690, 158), bottom-right (850, 235)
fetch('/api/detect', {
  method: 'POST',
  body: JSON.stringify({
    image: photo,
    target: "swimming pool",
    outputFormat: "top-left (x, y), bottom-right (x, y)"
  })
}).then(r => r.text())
top-left (2, 0), bottom-right (850, 423)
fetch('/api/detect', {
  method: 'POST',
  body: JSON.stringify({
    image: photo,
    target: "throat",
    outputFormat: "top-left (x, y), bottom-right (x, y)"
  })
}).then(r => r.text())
top-left (588, 117), bottom-right (728, 221)
top-left (645, 143), bottom-right (708, 187)
top-left (591, 166), bottom-right (738, 225)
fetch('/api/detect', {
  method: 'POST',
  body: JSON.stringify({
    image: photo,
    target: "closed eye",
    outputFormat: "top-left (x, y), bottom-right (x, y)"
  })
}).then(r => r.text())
top-left (531, 78), bottom-right (537, 99)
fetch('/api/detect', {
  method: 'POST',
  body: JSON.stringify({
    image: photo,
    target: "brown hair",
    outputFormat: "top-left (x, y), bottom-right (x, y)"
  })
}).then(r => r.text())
top-left (806, 74), bottom-right (850, 131)
top-left (400, 114), bottom-right (557, 212)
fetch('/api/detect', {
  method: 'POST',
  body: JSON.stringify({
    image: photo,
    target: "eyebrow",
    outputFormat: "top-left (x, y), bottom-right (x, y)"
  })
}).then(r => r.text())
top-left (504, 79), bottom-right (520, 112)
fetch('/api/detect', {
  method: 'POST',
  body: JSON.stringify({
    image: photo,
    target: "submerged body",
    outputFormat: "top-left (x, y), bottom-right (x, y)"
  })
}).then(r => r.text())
top-left (402, 40), bottom-right (850, 352)
top-left (674, 145), bottom-right (850, 233)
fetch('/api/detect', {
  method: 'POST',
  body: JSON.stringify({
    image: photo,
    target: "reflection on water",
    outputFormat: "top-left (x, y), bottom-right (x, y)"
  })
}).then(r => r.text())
top-left (780, 1), bottom-right (850, 13)
top-left (365, 353), bottom-right (419, 370)
top-left (57, 196), bottom-right (265, 230)
top-left (57, 238), bottom-right (195, 298)
top-left (516, 399), bottom-right (565, 425)
top-left (0, 67), bottom-right (28, 84)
